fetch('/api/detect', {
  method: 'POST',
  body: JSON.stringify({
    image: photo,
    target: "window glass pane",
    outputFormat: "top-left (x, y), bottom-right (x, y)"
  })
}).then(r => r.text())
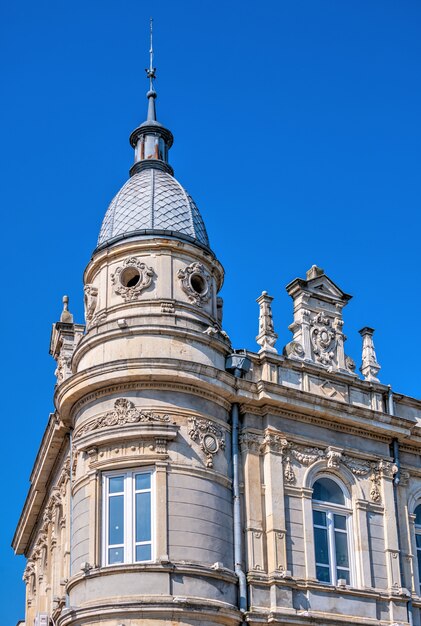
top-left (334, 514), bottom-right (347, 530)
top-left (135, 473), bottom-right (151, 491)
top-left (313, 510), bottom-right (326, 526)
top-left (417, 550), bottom-right (421, 589)
top-left (108, 547), bottom-right (124, 564)
top-left (136, 492), bottom-right (151, 542)
top-left (335, 531), bottom-right (349, 568)
top-left (312, 478), bottom-right (345, 505)
top-left (109, 476), bottom-right (124, 494)
top-left (416, 534), bottom-right (421, 549)
top-left (109, 494), bottom-right (124, 545)
top-left (415, 505), bottom-right (421, 526)
top-left (316, 565), bottom-right (331, 582)
top-left (337, 569), bottom-right (350, 585)
top-left (136, 544), bottom-right (152, 562)
top-left (314, 526), bottom-right (329, 565)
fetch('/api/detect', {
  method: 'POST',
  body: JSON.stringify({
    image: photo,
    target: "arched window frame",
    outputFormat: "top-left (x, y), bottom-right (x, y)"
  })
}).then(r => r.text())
top-left (414, 504), bottom-right (421, 595)
top-left (312, 474), bottom-right (355, 586)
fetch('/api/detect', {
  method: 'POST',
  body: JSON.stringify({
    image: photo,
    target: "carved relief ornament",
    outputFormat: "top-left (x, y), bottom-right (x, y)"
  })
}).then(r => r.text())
top-left (84, 284), bottom-right (98, 326)
top-left (188, 417), bottom-right (225, 468)
top-left (280, 439), bottom-right (395, 503)
top-left (75, 398), bottom-right (171, 439)
top-left (310, 312), bottom-right (337, 366)
top-left (111, 257), bottom-right (154, 302)
top-left (178, 262), bottom-right (211, 307)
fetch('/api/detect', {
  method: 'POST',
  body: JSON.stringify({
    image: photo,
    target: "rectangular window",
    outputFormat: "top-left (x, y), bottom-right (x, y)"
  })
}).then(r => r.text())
top-left (103, 469), bottom-right (154, 566)
top-left (313, 508), bottom-right (351, 585)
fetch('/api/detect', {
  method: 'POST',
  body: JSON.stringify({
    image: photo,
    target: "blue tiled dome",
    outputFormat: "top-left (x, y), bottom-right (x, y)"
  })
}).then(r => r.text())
top-left (97, 169), bottom-right (209, 249)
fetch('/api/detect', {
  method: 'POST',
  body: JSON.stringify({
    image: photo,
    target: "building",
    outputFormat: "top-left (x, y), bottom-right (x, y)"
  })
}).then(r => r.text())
top-left (13, 42), bottom-right (421, 626)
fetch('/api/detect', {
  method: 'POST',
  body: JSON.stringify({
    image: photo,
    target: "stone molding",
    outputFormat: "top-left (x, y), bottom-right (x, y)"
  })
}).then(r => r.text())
top-left (70, 380), bottom-right (233, 419)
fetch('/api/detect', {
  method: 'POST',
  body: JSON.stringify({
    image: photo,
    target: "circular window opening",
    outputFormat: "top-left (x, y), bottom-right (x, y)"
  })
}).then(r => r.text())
top-left (190, 273), bottom-right (207, 296)
top-left (121, 267), bottom-right (141, 288)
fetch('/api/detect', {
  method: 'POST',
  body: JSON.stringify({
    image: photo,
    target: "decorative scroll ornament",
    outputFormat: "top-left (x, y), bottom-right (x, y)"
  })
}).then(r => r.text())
top-left (75, 398), bottom-right (170, 438)
top-left (111, 257), bottom-right (154, 302)
top-left (84, 284), bottom-right (98, 326)
top-left (177, 262), bottom-right (211, 306)
top-left (310, 312), bottom-right (336, 365)
top-left (188, 417), bottom-right (225, 467)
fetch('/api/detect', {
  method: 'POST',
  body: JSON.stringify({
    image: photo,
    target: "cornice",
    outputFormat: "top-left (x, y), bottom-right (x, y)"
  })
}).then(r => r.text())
top-left (85, 236), bottom-right (225, 290)
top-left (72, 320), bottom-right (231, 369)
top-left (55, 361), bottom-right (236, 421)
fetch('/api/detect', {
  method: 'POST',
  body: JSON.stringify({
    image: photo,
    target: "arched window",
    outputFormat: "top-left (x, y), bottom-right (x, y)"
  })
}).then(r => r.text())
top-left (312, 477), bottom-right (352, 585)
top-left (415, 504), bottom-right (421, 593)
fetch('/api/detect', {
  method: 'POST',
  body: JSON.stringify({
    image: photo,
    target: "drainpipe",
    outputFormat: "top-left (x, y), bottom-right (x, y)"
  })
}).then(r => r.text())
top-left (388, 387), bottom-right (413, 626)
top-left (66, 429), bottom-right (73, 609)
top-left (226, 352), bottom-right (252, 616)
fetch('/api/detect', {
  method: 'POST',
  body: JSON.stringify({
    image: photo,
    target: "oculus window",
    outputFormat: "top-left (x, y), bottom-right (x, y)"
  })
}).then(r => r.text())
top-left (312, 477), bottom-right (353, 585)
top-left (102, 469), bottom-right (153, 566)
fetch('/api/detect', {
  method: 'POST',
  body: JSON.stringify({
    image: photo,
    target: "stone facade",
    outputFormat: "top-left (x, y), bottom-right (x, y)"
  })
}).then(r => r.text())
top-left (13, 70), bottom-right (421, 626)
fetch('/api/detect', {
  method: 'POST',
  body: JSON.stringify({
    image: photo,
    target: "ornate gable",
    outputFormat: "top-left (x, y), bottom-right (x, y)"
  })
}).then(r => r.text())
top-left (284, 265), bottom-right (356, 375)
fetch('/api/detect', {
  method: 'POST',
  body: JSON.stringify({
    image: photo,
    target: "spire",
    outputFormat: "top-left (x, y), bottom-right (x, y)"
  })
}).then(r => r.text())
top-left (145, 17), bottom-right (157, 122)
top-left (129, 18), bottom-right (174, 177)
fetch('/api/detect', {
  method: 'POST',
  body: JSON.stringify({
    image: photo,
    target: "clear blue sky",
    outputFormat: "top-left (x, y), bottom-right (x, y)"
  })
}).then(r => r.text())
top-left (2, 0), bottom-right (420, 622)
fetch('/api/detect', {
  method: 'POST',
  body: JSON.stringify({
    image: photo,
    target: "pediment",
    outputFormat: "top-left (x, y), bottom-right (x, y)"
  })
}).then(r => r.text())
top-left (307, 275), bottom-right (351, 302)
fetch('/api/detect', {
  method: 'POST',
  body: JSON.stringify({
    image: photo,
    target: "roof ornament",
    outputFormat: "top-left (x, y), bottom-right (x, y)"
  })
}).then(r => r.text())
top-left (359, 327), bottom-right (381, 382)
top-left (60, 295), bottom-right (74, 324)
top-left (145, 17), bottom-right (157, 122)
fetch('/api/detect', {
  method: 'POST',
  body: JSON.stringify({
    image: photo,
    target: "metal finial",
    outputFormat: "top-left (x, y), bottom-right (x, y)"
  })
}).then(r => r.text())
top-left (146, 17), bottom-right (156, 91)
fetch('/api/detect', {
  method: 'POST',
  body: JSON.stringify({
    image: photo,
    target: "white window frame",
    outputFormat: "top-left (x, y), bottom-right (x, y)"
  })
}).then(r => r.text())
top-left (102, 468), bottom-right (155, 566)
top-left (312, 475), bottom-right (355, 586)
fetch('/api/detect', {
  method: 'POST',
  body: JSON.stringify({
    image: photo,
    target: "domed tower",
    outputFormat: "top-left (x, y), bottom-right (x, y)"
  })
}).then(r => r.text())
top-left (49, 34), bottom-right (238, 626)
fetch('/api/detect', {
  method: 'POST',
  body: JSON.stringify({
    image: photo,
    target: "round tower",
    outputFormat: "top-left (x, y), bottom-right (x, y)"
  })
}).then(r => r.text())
top-left (54, 31), bottom-right (240, 626)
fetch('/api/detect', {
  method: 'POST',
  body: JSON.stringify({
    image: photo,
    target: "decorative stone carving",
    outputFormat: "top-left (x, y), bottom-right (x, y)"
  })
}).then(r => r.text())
top-left (188, 417), bottom-right (225, 468)
top-left (84, 284), bottom-right (98, 325)
top-left (310, 313), bottom-right (336, 366)
top-left (203, 325), bottom-right (231, 343)
top-left (55, 354), bottom-right (72, 383)
top-left (291, 445), bottom-right (325, 466)
top-left (283, 455), bottom-right (295, 483)
top-left (50, 296), bottom-right (84, 385)
top-left (262, 432), bottom-right (289, 454)
top-left (177, 262), bottom-right (211, 306)
top-left (111, 257), bottom-right (154, 301)
top-left (345, 355), bottom-right (356, 374)
top-left (256, 291), bottom-right (278, 353)
top-left (342, 456), bottom-right (371, 476)
top-left (282, 438), bottom-right (392, 503)
top-left (240, 433), bottom-right (264, 453)
top-left (161, 300), bottom-right (175, 314)
top-left (284, 341), bottom-right (304, 359)
top-left (75, 398), bottom-right (171, 438)
top-left (369, 468), bottom-right (381, 502)
top-left (326, 446), bottom-right (342, 468)
top-left (359, 327), bottom-right (381, 382)
top-left (284, 266), bottom-right (352, 373)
